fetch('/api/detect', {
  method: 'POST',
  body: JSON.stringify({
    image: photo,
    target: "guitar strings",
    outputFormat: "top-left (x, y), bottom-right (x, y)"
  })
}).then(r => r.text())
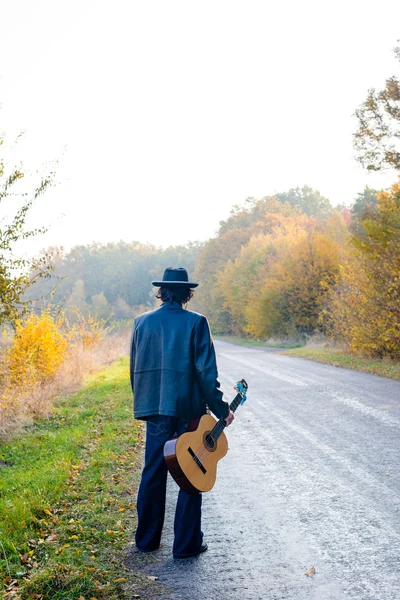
top-left (195, 392), bottom-right (243, 463)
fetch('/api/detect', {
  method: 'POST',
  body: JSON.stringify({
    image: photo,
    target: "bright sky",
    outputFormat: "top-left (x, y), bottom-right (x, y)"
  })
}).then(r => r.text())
top-left (1, 0), bottom-right (399, 257)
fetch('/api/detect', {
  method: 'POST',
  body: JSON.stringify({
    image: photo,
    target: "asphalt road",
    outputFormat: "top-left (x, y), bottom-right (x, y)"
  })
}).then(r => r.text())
top-left (127, 340), bottom-right (400, 600)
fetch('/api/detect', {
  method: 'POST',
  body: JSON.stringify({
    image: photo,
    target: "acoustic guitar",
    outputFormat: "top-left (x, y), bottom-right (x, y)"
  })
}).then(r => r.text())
top-left (164, 379), bottom-right (248, 494)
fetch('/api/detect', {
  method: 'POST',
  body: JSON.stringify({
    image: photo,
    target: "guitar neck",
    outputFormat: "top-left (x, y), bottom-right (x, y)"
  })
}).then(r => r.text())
top-left (209, 391), bottom-right (245, 443)
top-left (229, 392), bottom-right (243, 414)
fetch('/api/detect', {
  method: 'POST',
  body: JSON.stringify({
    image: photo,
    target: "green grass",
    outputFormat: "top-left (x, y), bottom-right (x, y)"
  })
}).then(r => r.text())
top-left (214, 335), bottom-right (302, 349)
top-left (284, 347), bottom-right (400, 379)
top-left (0, 357), bottom-right (146, 600)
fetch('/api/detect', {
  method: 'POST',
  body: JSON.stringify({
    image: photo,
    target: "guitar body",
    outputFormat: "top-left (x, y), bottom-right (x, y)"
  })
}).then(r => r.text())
top-left (164, 414), bottom-right (228, 494)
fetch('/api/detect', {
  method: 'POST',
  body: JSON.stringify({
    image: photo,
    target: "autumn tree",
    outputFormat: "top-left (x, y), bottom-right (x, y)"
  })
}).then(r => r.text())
top-left (0, 132), bottom-right (54, 325)
top-left (354, 46), bottom-right (400, 172)
top-left (276, 185), bottom-right (333, 220)
top-left (192, 197), bottom-right (300, 331)
top-left (244, 226), bottom-right (340, 340)
top-left (191, 229), bottom-right (251, 333)
top-left (217, 214), bottom-right (310, 335)
top-left (325, 181), bottom-right (400, 358)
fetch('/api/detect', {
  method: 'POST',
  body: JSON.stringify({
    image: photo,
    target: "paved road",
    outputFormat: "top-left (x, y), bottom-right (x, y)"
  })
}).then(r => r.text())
top-left (127, 340), bottom-right (400, 600)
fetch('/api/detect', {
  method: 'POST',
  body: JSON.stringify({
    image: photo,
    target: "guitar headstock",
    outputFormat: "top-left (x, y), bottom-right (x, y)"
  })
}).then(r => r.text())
top-left (235, 379), bottom-right (248, 405)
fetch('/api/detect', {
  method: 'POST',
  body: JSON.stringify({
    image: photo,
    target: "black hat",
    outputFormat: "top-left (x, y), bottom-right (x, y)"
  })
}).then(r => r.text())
top-left (151, 267), bottom-right (199, 288)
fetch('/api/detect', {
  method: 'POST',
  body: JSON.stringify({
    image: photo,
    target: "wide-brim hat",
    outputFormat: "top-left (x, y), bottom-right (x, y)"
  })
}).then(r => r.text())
top-left (152, 267), bottom-right (199, 288)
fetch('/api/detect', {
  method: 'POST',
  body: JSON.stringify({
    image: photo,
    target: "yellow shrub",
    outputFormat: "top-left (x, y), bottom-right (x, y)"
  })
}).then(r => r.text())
top-left (8, 313), bottom-right (67, 385)
top-left (67, 313), bottom-right (105, 349)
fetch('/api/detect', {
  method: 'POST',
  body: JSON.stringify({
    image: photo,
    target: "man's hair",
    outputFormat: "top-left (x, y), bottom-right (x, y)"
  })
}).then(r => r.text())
top-left (156, 286), bottom-right (194, 305)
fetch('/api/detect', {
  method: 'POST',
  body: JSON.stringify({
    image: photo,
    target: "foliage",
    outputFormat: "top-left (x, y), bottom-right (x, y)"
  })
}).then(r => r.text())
top-left (217, 195), bottom-right (298, 235)
top-left (68, 311), bottom-right (105, 349)
top-left (0, 132), bottom-right (55, 326)
top-left (0, 310), bottom-right (112, 434)
top-left (325, 181), bottom-right (400, 358)
top-left (7, 313), bottom-right (67, 385)
top-left (191, 229), bottom-right (252, 333)
top-left (24, 240), bottom-right (203, 320)
top-left (276, 185), bottom-right (333, 220)
top-left (243, 224), bottom-right (340, 340)
top-left (354, 46), bottom-right (400, 171)
top-left (351, 186), bottom-right (378, 223)
top-left (192, 197), bottom-right (301, 332)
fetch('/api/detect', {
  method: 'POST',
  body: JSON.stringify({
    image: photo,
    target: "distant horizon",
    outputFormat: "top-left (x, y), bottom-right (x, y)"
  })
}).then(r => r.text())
top-left (14, 175), bottom-right (399, 260)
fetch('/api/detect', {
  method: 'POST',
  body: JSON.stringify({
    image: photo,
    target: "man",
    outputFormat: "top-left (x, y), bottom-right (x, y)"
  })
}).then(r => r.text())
top-left (130, 267), bottom-right (234, 559)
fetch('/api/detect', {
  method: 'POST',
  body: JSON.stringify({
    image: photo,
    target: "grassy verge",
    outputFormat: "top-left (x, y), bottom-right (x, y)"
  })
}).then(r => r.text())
top-left (214, 335), bottom-right (302, 349)
top-left (283, 347), bottom-right (400, 380)
top-left (0, 357), bottom-right (147, 600)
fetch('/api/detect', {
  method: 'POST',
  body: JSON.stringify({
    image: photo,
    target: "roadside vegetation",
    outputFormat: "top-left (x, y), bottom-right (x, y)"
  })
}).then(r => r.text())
top-left (283, 347), bottom-right (400, 380)
top-left (0, 312), bottom-right (130, 437)
top-left (214, 335), bottom-right (301, 349)
top-left (0, 358), bottom-right (147, 600)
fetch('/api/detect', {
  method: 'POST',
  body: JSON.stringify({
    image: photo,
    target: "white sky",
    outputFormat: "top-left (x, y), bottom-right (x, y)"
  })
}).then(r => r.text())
top-left (1, 0), bottom-right (399, 257)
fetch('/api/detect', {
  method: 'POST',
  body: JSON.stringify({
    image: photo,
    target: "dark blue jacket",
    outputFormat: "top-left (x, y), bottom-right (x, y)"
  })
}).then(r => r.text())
top-left (130, 301), bottom-right (229, 421)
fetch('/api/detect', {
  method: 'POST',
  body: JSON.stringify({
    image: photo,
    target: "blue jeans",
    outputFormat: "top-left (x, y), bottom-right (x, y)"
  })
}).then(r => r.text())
top-left (135, 415), bottom-right (203, 557)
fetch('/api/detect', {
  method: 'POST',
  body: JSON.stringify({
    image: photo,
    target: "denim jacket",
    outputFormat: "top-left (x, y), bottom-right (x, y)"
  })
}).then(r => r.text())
top-left (130, 301), bottom-right (229, 421)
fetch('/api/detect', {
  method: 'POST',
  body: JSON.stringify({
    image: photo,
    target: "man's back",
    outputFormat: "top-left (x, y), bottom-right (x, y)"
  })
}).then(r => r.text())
top-left (130, 300), bottom-right (229, 421)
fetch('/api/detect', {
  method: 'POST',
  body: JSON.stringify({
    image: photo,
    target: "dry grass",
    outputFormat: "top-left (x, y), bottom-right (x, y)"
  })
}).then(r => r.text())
top-left (0, 332), bottom-right (130, 439)
top-left (284, 346), bottom-right (400, 379)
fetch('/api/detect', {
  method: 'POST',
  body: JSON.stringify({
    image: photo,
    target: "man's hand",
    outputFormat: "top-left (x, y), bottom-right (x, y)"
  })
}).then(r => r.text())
top-left (224, 410), bottom-right (235, 427)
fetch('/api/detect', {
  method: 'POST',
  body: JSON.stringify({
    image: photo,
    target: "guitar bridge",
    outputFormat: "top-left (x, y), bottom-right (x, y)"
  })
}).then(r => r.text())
top-left (187, 447), bottom-right (207, 474)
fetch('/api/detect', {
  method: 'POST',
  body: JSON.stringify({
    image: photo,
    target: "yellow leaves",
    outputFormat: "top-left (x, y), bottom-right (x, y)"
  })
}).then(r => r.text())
top-left (67, 313), bottom-right (104, 349)
top-left (7, 312), bottom-right (67, 386)
top-left (43, 508), bottom-right (52, 516)
top-left (0, 308), bottom-right (106, 434)
top-left (222, 222), bottom-right (341, 339)
top-left (326, 180), bottom-right (400, 359)
top-left (55, 543), bottom-right (70, 555)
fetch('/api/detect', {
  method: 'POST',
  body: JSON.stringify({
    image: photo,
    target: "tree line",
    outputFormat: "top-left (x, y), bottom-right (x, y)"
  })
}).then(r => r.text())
top-left (190, 184), bottom-right (399, 359)
top-left (22, 241), bottom-right (203, 322)
top-left (20, 181), bottom-right (399, 361)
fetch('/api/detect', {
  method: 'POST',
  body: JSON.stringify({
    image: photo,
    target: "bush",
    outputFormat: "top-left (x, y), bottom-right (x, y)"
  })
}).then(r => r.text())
top-left (8, 313), bottom-right (67, 385)
top-left (0, 311), bottom-right (125, 437)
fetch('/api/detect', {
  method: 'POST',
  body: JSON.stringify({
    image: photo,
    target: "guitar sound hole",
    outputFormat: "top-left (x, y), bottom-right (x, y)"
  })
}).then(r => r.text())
top-left (204, 431), bottom-right (217, 452)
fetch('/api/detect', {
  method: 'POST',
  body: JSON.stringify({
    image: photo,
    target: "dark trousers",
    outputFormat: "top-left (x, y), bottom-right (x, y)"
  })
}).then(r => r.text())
top-left (135, 415), bottom-right (203, 557)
